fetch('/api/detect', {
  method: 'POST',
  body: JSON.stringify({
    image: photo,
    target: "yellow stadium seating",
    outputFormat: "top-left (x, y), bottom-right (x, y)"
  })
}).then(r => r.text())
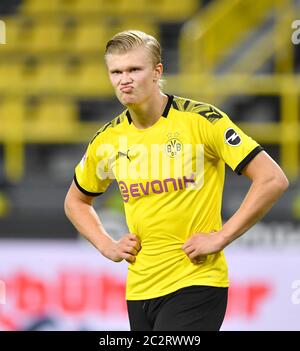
top-left (112, 0), bottom-right (151, 16)
top-left (0, 97), bottom-right (76, 137)
top-left (0, 98), bottom-right (26, 181)
top-left (31, 98), bottom-right (77, 125)
top-left (111, 20), bottom-right (158, 39)
top-left (76, 61), bottom-right (113, 96)
top-left (0, 63), bottom-right (23, 93)
top-left (21, 0), bottom-right (59, 14)
top-left (21, 0), bottom-right (93, 14)
top-left (0, 98), bottom-right (26, 141)
top-left (0, 59), bottom-right (114, 96)
top-left (72, 23), bottom-right (111, 53)
top-left (2, 17), bottom-right (34, 52)
top-left (27, 24), bottom-right (67, 52)
top-left (72, 0), bottom-right (111, 13)
top-left (148, 0), bottom-right (199, 20)
top-left (21, 0), bottom-right (198, 19)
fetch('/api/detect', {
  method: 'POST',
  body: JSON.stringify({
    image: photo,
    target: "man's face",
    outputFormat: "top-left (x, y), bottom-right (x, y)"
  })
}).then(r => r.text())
top-left (106, 46), bottom-right (162, 107)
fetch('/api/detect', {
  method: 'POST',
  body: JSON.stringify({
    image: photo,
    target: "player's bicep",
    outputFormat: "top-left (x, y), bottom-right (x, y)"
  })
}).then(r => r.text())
top-left (241, 151), bottom-right (285, 182)
top-left (66, 180), bottom-right (97, 205)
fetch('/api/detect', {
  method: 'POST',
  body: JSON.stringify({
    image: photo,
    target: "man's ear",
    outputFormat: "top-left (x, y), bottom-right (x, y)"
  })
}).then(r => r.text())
top-left (154, 63), bottom-right (163, 81)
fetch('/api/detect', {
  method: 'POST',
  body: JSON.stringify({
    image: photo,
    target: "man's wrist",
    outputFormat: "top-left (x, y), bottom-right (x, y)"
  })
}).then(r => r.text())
top-left (215, 230), bottom-right (232, 250)
top-left (98, 234), bottom-right (115, 258)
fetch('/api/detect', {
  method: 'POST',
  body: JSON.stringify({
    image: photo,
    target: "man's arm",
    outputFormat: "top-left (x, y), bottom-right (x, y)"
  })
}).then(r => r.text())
top-left (64, 181), bottom-right (140, 263)
top-left (182, 151), bottom-right (289, 261)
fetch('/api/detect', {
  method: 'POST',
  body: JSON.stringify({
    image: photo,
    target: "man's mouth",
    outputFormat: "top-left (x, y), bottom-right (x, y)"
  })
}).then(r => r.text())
top-left (121, 86), bottom-right (133, 93)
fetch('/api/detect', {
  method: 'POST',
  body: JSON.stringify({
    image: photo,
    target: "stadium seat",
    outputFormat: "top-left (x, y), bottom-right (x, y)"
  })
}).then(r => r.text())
top-left (72, 0), bottom-right (109, 13)
top-left (113, 0), bottom-right (150, 16)
top-left (112, 20), bottom-right (158, 39)
top-left (0, 98), bottom-right (26, 141)
top-left (72, 23), bottom-right (111, 53)
top-left (0, 63), bottom-right (23, 93)
top-left (27, 24), bottom-right (67, 53)
top-left (23, 61), bottom-right (65, 94)
top-left (33, 98), bottom-right (76, 123)
top-left (21, 0), bottom-right (59, 14)
top-left (0, 98), bottom-right (26, 181)
top-left (77, 62), bottom-right (113, 96)
top-left (22, 0), bottom-right (115, 15)
top-left (67, 0), bottom-right (150, 16)
top-left (2, 17), bottom-right (34, 53)
top-left (24, 97), bottom-right (78, 142)
top-left (152, 0), bottom-right (199, 20)
top-left (2, 19), bottom-right (21, 51)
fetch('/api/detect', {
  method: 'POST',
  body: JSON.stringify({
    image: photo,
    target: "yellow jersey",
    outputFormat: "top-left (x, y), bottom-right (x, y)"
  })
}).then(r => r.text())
top-left (74, 95), bottom-right (262, 300)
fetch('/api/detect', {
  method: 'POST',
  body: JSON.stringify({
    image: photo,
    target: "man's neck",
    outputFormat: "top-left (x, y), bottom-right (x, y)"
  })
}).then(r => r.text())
top-left (128, 92), bottom-right (168, 129)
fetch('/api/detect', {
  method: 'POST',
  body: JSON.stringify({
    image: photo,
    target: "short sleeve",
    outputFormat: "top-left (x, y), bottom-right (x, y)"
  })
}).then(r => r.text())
top-left (206, 108), bottom-right (263, 174)
top-left (74, 140), bottom-right (113, 196)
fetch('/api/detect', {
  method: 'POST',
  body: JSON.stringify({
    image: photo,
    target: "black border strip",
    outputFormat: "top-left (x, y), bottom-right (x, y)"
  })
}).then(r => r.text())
top-left (73, 174), bottom-right (103, 197)
top-left (235, 146), bottom-right (264, 175)
top-left (0, 330), bottom-right (294, 348)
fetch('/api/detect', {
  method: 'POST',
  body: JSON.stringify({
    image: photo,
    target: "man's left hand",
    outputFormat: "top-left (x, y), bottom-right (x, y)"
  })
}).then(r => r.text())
top-left (182, 232), bottom-right (224, 264)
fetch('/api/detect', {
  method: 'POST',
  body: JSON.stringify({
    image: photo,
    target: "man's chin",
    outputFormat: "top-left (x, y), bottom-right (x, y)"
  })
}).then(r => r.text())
top-left (120, 95), bottom-right (138, 106)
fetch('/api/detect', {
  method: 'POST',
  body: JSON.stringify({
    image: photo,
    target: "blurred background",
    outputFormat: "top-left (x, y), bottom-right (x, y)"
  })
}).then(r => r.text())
top-left (0, 0), bottom-right (300, 330)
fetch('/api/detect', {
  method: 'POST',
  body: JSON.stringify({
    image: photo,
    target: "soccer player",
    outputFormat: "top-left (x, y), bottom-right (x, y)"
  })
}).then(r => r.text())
top-left (64, 30), bottom-right (289, 331)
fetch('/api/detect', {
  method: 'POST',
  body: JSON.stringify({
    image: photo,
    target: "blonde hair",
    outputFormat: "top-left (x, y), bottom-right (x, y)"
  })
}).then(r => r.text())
top-left (105, 30), bottom-right (162, 68)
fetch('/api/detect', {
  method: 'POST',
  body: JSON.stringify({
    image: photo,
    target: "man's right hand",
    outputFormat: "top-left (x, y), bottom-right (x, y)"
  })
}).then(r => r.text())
top-left (106, 233), bottom-right (141, 263)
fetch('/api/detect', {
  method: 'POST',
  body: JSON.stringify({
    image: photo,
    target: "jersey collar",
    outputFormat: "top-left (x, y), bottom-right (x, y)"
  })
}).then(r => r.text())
top-left (126, 94), bottom-right (174, 124)
top-left (162, 94), bottom-right (174, 117)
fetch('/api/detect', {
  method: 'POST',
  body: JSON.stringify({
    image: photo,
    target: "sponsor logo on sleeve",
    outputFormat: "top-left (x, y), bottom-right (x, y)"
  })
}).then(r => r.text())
top-left (224, 128), bottom-right (241, 146)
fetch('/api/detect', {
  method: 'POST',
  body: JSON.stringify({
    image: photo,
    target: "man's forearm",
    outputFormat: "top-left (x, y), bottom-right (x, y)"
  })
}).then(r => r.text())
top-left (65, 200), bottom-right (114, 258)
top-left (220, 176), bottom-right (288, 248)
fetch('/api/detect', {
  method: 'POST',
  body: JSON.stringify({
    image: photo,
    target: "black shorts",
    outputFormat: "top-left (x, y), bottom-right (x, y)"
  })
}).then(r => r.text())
top-left (127, 285), bottom-right (228, 331)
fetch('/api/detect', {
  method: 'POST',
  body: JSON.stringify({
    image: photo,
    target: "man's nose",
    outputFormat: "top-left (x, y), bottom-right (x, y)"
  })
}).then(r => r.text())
top-left (121, 72), bottom-right (132, 84)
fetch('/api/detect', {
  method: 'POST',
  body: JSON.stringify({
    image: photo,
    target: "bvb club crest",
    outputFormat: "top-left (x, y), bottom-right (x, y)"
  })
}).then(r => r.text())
top-left (165, 137), bottom-right (183, 158)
